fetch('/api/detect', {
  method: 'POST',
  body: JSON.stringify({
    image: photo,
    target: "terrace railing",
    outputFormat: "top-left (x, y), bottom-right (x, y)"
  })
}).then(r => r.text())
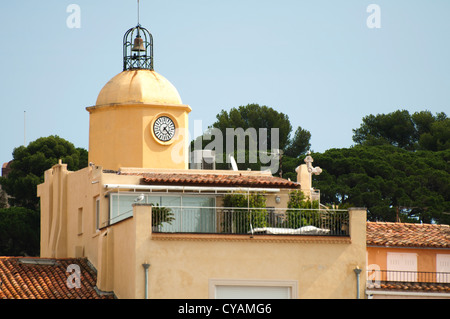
top-left (367, 269), bottom-right (450, 284)
top-left (151, 206), bottom-right (349, 236)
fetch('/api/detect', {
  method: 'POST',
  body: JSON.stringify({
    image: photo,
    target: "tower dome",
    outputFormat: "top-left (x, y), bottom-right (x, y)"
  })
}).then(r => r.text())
top-left (95, 24), bottom-right (182, 107)
top-left (95, 69), bottom-right (183, 107)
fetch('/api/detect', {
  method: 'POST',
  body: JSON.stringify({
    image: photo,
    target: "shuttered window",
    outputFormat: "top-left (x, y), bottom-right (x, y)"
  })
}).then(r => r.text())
top-left (387, 252), bottom-right (417, 282)
top-left (436, 254), bottom-right (450, 283)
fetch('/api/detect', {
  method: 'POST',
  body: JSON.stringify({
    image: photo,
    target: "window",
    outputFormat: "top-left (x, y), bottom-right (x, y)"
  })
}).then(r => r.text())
top-left (109, 193), bottom-right (135, 224)
top-left (94, 197), bottom-right (100, 231)
top-left (108, 193), bottom-right (216, 232)
top-left (387, 252), bottom-right (417, 282)
top-left (77, 207), bottom-right (83, 235)
top-left (209, 280), bottom-right (297, 299)
top-left (159, 196), bottom-right (215, 233)
top-left (436, 254), bottom-right (450, 283)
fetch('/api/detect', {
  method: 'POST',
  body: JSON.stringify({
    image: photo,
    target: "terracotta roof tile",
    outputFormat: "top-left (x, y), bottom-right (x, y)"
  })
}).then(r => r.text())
top-left (366, 222), bottom-right (450, 248)
top-left (138, 172), bottom-right (299, 189)
top-left (0, 257), bottom-right (114, 299)
top-left (367, 281), bottom-right (450, 293)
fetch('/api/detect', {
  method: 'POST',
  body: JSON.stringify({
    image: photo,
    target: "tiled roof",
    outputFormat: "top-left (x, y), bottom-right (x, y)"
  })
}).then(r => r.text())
top-left (366, 222), bottom-right (450, 248)
top-left (139, 172), bottom-right (299, 189)
top-left (0, 257), bottom-right (114, 299)
top-left (366, 222), bottom-right (450, 295)
top-left (367, 281), bottom-right (450, 293)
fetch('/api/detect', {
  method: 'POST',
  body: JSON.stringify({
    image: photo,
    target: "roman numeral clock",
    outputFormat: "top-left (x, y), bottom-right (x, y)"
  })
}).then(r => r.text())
top-left (152, 115), bottom-right (176, 143)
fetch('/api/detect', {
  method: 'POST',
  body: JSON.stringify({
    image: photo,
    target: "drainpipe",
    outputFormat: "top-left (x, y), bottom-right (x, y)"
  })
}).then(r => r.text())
top-left (353, 266), bottom-right (362, 299)
top-left (142, 263), bottom-right (150, 299)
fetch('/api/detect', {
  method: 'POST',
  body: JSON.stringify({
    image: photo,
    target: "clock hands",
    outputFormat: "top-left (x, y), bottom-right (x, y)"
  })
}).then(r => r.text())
top-left (154, 116), bottom-right (175, 142)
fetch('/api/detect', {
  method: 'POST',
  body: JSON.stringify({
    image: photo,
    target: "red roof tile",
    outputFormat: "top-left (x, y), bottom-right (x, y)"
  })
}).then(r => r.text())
top-left (367, 281), bottom-right (450, 293)
top-left (366, 222), bottom-right (450, 248)
top-left (0, 257), bottom-right (114, 299)
top-left (139, 172), bottom-right (299, 189)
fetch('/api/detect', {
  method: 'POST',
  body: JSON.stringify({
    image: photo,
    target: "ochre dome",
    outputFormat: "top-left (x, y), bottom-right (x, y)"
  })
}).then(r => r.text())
top-left (95, 69), bottom-right (182, 106)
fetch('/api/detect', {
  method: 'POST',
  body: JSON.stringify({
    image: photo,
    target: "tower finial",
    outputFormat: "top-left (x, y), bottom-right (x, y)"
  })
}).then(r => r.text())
top-left (123, 2), bottom-right (154, 71)
top-left (137, 0), bottom-right (140, 25)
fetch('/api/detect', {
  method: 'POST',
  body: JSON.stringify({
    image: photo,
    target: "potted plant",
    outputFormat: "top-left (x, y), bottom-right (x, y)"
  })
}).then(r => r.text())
top-left (222, 192), bottom-right (267, 234)
top-left (151, 203), bottom-right (175, 232)
top-left (286, 190), bottom-right (319, 229)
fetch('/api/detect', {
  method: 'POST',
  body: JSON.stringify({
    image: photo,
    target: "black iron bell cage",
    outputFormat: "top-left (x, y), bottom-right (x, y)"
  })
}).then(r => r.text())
top-left (123, 25), bottom-right (154, 71)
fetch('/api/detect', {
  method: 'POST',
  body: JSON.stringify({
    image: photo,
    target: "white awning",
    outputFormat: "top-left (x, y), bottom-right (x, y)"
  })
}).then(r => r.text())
top-left (104, 184), bottom-right (281, 194)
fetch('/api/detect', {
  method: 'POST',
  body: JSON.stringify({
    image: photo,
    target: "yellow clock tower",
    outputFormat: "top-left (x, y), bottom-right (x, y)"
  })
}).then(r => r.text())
top-left (86, 24), bottom-right (191, 171)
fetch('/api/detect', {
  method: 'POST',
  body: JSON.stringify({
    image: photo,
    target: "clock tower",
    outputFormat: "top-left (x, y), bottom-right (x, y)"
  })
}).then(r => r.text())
top-left (86, 24), bottom-right (191, 171)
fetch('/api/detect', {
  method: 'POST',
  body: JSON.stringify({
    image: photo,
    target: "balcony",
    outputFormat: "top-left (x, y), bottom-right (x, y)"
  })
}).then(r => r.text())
top-left (150, 206), bottom-right (349, 237)
top-left (367, 270), bottom-right (450, 287)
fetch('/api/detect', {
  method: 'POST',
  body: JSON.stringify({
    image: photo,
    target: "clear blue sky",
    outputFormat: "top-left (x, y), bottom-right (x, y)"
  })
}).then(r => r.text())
top-left (1, 0), bottom-right (449, 166)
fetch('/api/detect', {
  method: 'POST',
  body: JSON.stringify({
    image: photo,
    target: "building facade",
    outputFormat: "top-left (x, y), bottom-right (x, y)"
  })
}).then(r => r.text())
top-left (366, 222), bottom-right (450, 299)
top-left (36, 22), bottom-right (368, 299)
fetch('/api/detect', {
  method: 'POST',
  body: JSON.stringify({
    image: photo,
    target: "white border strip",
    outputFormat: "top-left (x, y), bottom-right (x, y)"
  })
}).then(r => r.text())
top-left (366, 289), bottom-right (450, 298)
top-left (209, 279), bottom-right (298, 299)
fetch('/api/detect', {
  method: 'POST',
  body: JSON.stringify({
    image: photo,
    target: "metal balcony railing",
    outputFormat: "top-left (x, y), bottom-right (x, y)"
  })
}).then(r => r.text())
top-left (367, 270), bottom-right (450, 284)
top-left (151, 206), bottom-right (349, 236)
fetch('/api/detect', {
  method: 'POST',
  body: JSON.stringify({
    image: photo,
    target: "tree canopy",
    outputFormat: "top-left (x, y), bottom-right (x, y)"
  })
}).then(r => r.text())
top-left (0, 207), bottom-right (40, 256)
top-left (0, 135), bottom-right (88, 210)
top-left (212, 104), bottom-right (293, 151)
top-left (192, 103), bottom-right (311, 173)
top-left (277, 109), bottom-right (449, 224)
top-left (352, 110), bottom-right (449, 151)
top-left (193, 106), bottom-right (449, 224)
top-left (310, 145), bottom-right (450, 224)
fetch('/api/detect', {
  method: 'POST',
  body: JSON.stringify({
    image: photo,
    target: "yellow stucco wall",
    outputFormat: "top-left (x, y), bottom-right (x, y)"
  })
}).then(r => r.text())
top-left (113, 205), bottom-right (367, 299)
top-left (367, 246), bottom-right (450, 273)
top-left (33, 49), bottom-right (372, 299)
top-left (87, 104), bottom-right (191, 171)
top-left (86, 69), bottom-right (191, 172)
top-left (38, 166), bottom-right (367, 299)
top-left (37, 163), bottom-right (105, 261)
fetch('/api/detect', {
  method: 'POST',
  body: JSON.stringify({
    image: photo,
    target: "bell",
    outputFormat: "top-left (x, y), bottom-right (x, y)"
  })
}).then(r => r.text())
top-left (132, 35), bottom-right (145, 52)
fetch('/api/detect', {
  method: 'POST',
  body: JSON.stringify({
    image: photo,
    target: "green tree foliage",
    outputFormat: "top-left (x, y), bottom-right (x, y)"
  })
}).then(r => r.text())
top-left (0, 187), bottom-right (8, 209)
top-left (222, 192), bottom-right (267, 233)
top-left (193, 104), bottom-right (311, 173)
top-left (212, 104), bottom-right (293, 151)
top-left (0, 207), bottom-right (40, 256)
top-left (284, 127), bottom-right (312, 158)
top-left (286, 190), bottom-right (319, 228)
top-left (416, 116), bottom-right (450, 151)
top-left (279, 156), bottom-right (302, 182)
top-left (352, 110), bottom-right (449, 151)
top-left (151, 203), bottom-right (175, 228)
top-left (311, 145), bottom-right (450, 224)
top-left (0, 135), bottom-right (88, 210)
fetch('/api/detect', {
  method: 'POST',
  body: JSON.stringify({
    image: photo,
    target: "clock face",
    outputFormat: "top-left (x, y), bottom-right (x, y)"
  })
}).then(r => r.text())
top-left (153, 116), bottom-right (176, 142)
